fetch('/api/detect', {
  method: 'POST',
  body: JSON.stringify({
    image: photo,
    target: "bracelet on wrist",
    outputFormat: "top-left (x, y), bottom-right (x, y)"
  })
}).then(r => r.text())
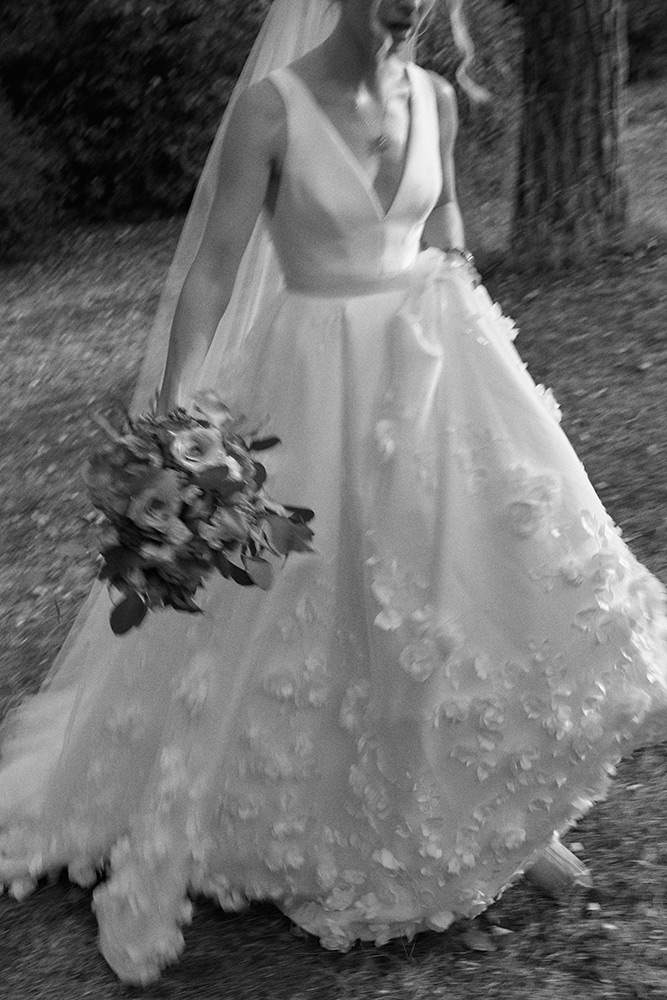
top-left (442, 247), bottom-right (481, 286)
top-left (443, 247), bottom-right (476, 268)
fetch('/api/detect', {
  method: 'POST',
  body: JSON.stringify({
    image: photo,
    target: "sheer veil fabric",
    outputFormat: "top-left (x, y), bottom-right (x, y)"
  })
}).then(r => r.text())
top-left (0, 0), bottom-right (340, 888)
top-left (131, 0), bottom-right (340, 414)
top-left (0, 0), bottom-right (338, 933)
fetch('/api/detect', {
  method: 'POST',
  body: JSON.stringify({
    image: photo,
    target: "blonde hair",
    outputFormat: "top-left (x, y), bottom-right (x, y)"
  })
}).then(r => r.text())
top-left (447, 0), bottom-right (489, 102)
top-left (349, 0), bottom-right (490, 102)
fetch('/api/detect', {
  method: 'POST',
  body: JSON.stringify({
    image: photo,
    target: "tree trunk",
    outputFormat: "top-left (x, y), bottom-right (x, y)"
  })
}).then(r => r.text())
top-left (511, 0), bottom-right (628, 268)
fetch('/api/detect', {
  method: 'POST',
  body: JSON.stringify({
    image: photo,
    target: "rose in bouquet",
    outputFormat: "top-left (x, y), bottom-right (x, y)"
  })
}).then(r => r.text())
top-left (84, 391), bottom-right (314, 635)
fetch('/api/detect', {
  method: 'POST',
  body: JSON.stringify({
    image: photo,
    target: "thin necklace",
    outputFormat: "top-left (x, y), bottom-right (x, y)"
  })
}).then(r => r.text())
top-left (354, 91), bottom-right (390, 152)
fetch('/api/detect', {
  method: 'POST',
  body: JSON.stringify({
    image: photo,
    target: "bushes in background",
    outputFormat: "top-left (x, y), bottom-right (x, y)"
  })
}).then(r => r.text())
top-left (2, 0), bottom-right (664, 240)
top-left (1, 0), bottom-right (520, 223)
top-left (420, 0), bottom-right (523, 199)
top-left (0, 0), bottom-right (269, 218)
top-left (499, 0), bottom-right (667, 82)
top-left (0, 88), bottom-right (62, 258)
top-left (421, 0), bottom-right (523, 135)
top-left (627, 0), bottom-right (667, 80)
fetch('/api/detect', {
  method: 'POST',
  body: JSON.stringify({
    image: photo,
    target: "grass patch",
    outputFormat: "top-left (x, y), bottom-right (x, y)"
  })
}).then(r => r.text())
top-left (1, 80), bottom-right (667, 998)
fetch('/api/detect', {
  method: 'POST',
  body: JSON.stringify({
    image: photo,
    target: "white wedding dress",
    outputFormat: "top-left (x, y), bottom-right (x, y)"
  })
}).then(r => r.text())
top-left (2, 63), bottom-right (667, 985)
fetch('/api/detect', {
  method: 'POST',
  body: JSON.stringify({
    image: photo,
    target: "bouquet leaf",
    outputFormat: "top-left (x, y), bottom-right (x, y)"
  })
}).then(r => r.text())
top-left (213, 550), bottom-right (231, 578)
top-left (195, 467), bottom-right (242, 498)
top-left (249, 436), bottom-right (281, 452)
top-left (243, 556), bottom-right (274, 591)
top-left (266, 514), bottom-right (315, 556)
top-left (99, 545), bottom-right (142, 580)
top-left (110, 591), bottom-right (148, 635)
top-left (285, 505), bottom-right (316, 524)
top-left (227, 562), bottom-right (255, 587)
top-left (252, 462), bottom-right (267, 489)
top-left (166, 590), bottom-right (202, 613)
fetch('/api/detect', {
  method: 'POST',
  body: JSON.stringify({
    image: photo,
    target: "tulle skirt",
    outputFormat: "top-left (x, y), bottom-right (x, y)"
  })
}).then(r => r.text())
top-left (2, 251), bottom-right (667, 984)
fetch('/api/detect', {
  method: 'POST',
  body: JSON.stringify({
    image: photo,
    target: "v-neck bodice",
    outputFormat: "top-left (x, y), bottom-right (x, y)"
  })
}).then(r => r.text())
top-left (286, 67), bottom-right (414, 220)
top-left (267, 63), bottom-right (442, 293)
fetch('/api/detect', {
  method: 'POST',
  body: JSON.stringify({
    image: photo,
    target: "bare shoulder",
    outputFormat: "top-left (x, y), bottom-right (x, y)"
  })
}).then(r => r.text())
top-left (226, 77), bottom-right (287, 155)
top-left (235, 77), bottom-right (286, 121)
top-left (425, 71), bottom-right (458, 119)
top-left (423, 70), bottom-right (458, 150)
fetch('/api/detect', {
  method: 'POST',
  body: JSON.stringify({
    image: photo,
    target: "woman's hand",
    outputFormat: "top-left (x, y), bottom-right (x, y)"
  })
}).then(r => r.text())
top-left (154, 385), bottom-right (180, 417)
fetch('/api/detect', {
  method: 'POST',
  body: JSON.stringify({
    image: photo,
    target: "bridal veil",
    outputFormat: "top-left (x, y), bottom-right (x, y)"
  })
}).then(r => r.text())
top-left (131, 0), bottom-right (339, 414)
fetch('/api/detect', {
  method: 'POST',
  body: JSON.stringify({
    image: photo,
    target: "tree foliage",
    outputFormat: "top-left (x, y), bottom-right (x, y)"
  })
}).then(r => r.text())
top-left (0, 0), bottom-right (269, 217)
top-left (0, 88), bottom-right (61, 258)
top-left (626, 0), bottom-right (667, 80)
top-left (420, 0), bottom-right (523, 141)
top-left (501, 0), bottom-right (667, 79)
top-left (419, 0), bottom-right (523, 201)
top-left (2, 0), bottom-right (664, 238)
top-left (0, 0), bottom-right (522, 222)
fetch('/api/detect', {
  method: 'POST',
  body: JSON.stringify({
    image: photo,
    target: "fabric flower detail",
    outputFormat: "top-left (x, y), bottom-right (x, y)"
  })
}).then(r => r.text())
top-left (105, 701), bottom-right (146, 741)
top-left (500, 659), bottom-right (531, 690)
top-left (477, 297), bottom-right (518, 343)
top-left (173, 658), bottom-right (211, 718)
top-left (446, 834), bottom-right (479, 874)
top-left (521, 692), bottom-right (550, 721)
top-left (450, 744), bottom-right (496, 782)
top-left (315, 855), bottom-right (339, 891)
top-left (372, 849), bottom-right (404, 872)
top-left (511, 748), bottom-right (540, 775)
top-left (574, 606), bottom-right (631, 645)
top-left (534, 384), bottom-right (562, 423)
top-left (434, 698), bottom-right (470, 726)
top-left (371, 578), bottom-right (402, 631)
top-left (375, 419), bottom-right (397, 461)
top-left (67, 859), bottom-right (100, 889)
top-left (8, 877), bottom-right (38, 901)
top-left (339, 681), bottom-right (371, 733)
top-left (491, 826), bottom-right (526, 855)
top-left (427, 911), bottom-right (456, 932)
top-left (542, 704), bottom-right (574, 739)
top-left (348, 765), bottom-right (390, 819)
top-left (399, 641), bottom-right (437, 682)
top-left (502, 464), bottom-right (561, 539)
top-left (474, 698), bottom-right (505, 732)
top-left (560, 557), bottom-right (586, 587)
top-left (157, 746), bottom-right (190, 801)
top-left (419, 821), bottom-right (444, 860)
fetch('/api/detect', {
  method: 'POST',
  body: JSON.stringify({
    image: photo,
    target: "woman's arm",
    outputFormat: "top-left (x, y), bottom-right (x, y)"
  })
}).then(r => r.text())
top-left (421, 74), bottom-right (466, 251)
top-left (156, 80), bottom-right (285, 413)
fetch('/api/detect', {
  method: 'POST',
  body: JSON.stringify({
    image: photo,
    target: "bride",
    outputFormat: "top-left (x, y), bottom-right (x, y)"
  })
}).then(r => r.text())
top-left (2, 0), bottom-right (667, 986)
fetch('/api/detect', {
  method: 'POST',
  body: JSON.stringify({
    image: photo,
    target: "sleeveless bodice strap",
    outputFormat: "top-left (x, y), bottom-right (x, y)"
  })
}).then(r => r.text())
top-left (266, 63), bottom-right (443, 293)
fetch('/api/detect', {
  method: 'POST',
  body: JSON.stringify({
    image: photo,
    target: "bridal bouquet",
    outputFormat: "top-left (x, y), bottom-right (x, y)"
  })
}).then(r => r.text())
top-left (84, 391), bottom-right (314, 635)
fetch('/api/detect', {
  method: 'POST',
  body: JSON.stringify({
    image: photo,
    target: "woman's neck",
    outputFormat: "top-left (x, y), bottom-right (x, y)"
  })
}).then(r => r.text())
top-left (318, 22), bottom-right (411, 98)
